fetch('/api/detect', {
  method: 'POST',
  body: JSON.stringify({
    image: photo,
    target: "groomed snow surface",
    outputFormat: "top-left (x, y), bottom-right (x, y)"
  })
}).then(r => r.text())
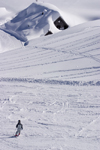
top-left (0, 0), bottom-right (100, 150)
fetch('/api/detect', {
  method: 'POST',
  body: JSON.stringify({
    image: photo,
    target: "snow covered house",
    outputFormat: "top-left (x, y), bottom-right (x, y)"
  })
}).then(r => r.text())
top-left (45, 15), bottom-right (69, 36)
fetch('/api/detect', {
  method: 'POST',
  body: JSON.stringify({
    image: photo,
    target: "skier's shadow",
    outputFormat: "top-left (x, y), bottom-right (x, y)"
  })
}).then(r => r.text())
top-left (9, 135), bottom-right (17, 138)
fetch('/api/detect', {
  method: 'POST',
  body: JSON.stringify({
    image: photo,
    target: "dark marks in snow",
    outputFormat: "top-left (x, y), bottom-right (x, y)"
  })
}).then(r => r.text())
top-left (0, 77), bottom-right (100, 86)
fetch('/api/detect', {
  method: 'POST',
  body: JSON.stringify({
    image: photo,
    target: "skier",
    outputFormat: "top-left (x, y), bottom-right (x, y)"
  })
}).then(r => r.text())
top-left (15, 120), bottom-right (23, 136)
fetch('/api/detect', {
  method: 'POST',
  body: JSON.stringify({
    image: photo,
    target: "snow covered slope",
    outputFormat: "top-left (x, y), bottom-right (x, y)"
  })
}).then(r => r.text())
top-left (0, 19), bottom-right (100, 84)
top-left (0, 21), bottom-right (100, 148)
top-left (0, 1), bottom-right (100, 150)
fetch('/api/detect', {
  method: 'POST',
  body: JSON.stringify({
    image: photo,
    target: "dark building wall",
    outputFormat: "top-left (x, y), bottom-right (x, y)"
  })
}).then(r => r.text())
top-left (45, 31), bottom-right (53, 36)
top-left (54, 16), bottom-right (69, 30)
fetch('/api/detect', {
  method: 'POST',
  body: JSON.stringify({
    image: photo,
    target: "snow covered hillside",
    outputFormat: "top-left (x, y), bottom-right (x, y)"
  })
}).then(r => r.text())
top-left (0, 0), bottom-right (100, 150)
top-left (0, 19), bottom-right (100, 83)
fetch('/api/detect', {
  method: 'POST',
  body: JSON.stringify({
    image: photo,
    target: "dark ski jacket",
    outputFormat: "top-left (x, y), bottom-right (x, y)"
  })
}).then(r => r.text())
top-left (16, 122), bottom-right (23, 130)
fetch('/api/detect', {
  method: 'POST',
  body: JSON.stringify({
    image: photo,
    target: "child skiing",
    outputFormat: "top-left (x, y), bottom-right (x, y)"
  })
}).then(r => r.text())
top-left (15, 120), bottom-right (23, 136)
